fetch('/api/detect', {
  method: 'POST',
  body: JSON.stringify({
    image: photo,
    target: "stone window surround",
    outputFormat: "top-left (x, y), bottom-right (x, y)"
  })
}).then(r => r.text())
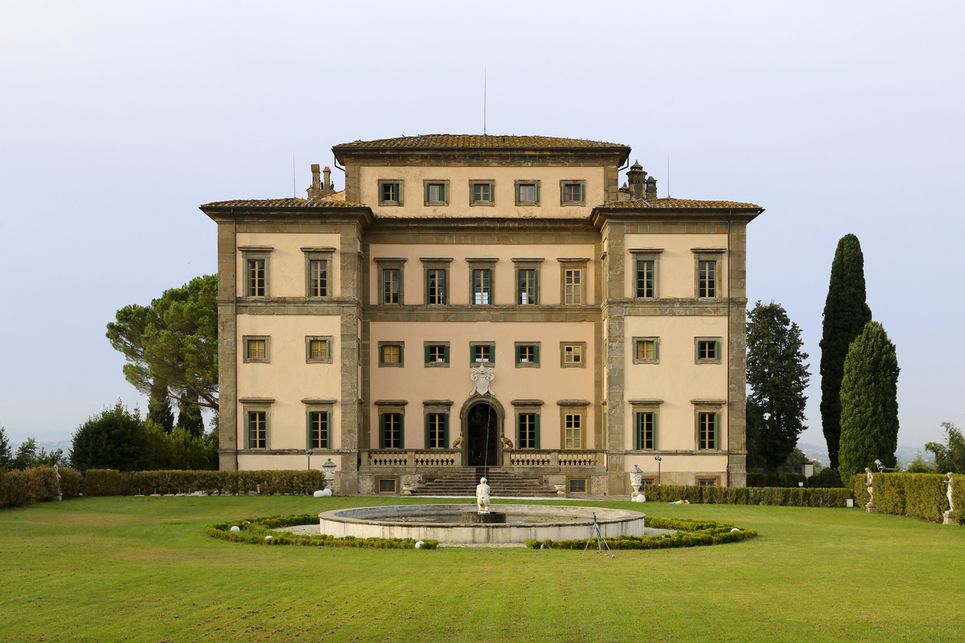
top-left (470, 341), bottom-right (496, 365)
top-left (423, 341), bottom-right (450, 367)
top-left (693, 248), bottom-right (725, 299)
top-left (514, 179), bottom-right (541, 206)
top-left (240, 246), bottom-right (271, 299)
top-left (513, 258), bottom-right (543, 305)
top-left (303, 399), bottom-right (336, 450)
top-left (629, 399), bottom-right (662, 451)
top-left (514, 341), bottom-right (541, 368)
top-left (558, 399), bottom-right (589, 450)
top-left (375, 257), bottom-right (406, 305)
top-left (467, 258), bottom-right (497, 305)
top-left (302, 246), bottom-right (335, 299)
top-left (423, 179), bottom-right (450, 206)
top-left (693, 399), bottom-right (725, 451)
top-left (632, 336), bottom-right (660, 364)
top-left (558, 257), bottom-right (589, 305)
top-left (567, 477), bottom-right (588, 494)
top-left (378, 179), bottom-right (404, 206)
top-left (630, 248), bottom-right (662, 299)
top-left (696, 476), bottom-right (721, 487)
top-left (560, 341), bottom-right (587, 368)
top-left (375, 400), bottom-right (407, 450)
top-left (240, 398), bottom-right (274, 450)
top-left (421, 257), bottom-right (453, 306)
top-left (305, 336), bottom-right (334, 364)
top-left (559, 179), bottom-right (587, 206)
top-left (469, 180), bottom-right (495, 206)
top-left (694, 337), bottom-right (723, 364)
top-left (423, 400), bottom-right (453, 449)
top-left (378, 341), bottom-right (405, 368)
top-left (242, 335), bottom-right (270, 364)
top-left (512, 399), bottom-right (543, 450)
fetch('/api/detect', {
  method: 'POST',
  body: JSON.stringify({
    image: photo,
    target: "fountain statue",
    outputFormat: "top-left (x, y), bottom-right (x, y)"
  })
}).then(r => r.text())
top-left (944, 472), bottom-right (956, 525)
top-left (476, 477), bottom-right (491, 514)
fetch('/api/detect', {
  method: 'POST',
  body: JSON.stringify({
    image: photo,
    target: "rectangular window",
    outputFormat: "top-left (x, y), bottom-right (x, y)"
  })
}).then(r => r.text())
top-left (563, 267), bottom-right (583, 305)
top-left (380, 413), bottom-right (403, 449)
top-left (307, 258), bottom-right (328, 298)
top-left (696, 339), bottom-right (721, 363)
top-left (563, 412), bottom-right (584, 449)
top-left (379, 180), bottom-right (402, 206)
top-left (560, 181), bottom-right (585, 205)
top-left (633, 338), bottom-right (659, 364)
top-left (515, 343), bottom-right (540, 366)
top-left (697, 412), bottom-right (719, 450)
top-left (472, 268), bottom-right (492, 305)
top-left (307, 410), bottom-right (329, 449)
top-left (568, 478), bottom-right (587, 494)
top-left (306, 337), bottom-right (332, 363)
top-left (470, 181), bottom-right (494, 206)
top-left (379, 342), bottom-right (404, 367)
top-left (698, 259), bottom-right (718, 298)
top-left (636, 259), bottom-right (655, 298)
top-left (244, 337), bottom-right (269, 363)
top-left (247, 411), bottom-right (267, 449)
top-left (425, 413), bottom-right (448, 449)
top-left (635, 411), bottom-right (656, 450)
top-left (246, 258), bottom-right (266, 297)
top-left (517, 412), bottom-right (540, 449)
top-left (561, 343), bottom-right (585, 367)
top-left (424, 180), bottom-right (449, 206)
top-left (382, 268), bottom-right (401, 304)
top-left (517, 268), bottom-right (539, 305)
top-left (426, 268), bottom-right (447, 305)
top-left (378, 478), bottom-right (398, 493)
top-left (697, 477), bottom-right (718, 487)
top-left (424, 343), bottom-right (450, 366)
top-left (470, 343), bottom-right (495, 364)
top-left (515, 181), bottom-right (540, 205)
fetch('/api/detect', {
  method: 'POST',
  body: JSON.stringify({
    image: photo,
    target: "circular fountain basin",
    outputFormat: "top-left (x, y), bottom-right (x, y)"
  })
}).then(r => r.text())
top-left (318, 504), bottom-right (649, 545)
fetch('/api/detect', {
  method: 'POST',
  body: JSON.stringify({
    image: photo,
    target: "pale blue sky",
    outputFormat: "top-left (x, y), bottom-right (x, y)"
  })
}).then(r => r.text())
top-left (1, 1), bottom-right (963, 451)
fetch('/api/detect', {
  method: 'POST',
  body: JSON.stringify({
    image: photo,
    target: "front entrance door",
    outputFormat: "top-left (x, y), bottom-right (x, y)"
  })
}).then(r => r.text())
top-left (466, 402), bottom-right (499, 467)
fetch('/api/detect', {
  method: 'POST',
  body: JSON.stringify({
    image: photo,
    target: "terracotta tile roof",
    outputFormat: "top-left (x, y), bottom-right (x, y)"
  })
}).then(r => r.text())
top-left (200, 198), bottom-right (367, 209)
top-left (333, 134), bottom-right (629, 153)
top-left (598, 197), bottom-right (763, 211)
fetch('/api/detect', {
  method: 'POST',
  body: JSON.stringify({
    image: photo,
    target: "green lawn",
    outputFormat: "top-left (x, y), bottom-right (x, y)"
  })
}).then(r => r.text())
top-left (1, 496), bottom-right (962, 642)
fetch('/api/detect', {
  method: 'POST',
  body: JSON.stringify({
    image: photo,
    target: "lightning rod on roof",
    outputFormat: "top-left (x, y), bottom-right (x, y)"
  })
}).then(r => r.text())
top-left (667, 155), bottom-right (671, 198)
top-left (292, 154), bottom-right (296, 199)
top-left (483, 68), bottom-right (487, 135)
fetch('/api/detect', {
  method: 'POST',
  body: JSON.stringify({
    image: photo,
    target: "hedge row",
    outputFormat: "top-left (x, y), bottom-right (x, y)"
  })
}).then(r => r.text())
top-left (526, 516), bottom-right (757, 550)
top-left (208, 513), bottom-right (438, 549)
top-left (83, 469), bottom-right (327, 496)
top-left (851, 472), bottom-right (964, 524)
top-left (640, 484), bottom-right (850, 507)
top-left (0, 467), bottom-right (83, 509)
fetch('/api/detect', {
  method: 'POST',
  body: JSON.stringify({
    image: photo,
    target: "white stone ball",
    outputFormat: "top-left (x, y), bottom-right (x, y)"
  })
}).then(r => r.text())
top-left (229, 525), bottom-right (241, 533)
top-left (731, 528), bottom-right (740, 533)
top-left (320, 488), bottom-right (333, 497)
top-left (631, 495), bottom-right (646, 503)
top-left (313, 490), bottom-right (324, 498)
top-left (415, 540), bottom-right (425, 549)
top-left (264, 535), bottom-right (273, 541)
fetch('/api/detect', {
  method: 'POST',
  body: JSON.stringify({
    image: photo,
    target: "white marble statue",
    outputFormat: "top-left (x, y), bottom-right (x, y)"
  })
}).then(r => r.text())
top-left (865, 467), bottom-right (875, 512)
top-left (944, 472), bottom-right (955, 525)
top-left (476, 477), bottom-right (491, 514)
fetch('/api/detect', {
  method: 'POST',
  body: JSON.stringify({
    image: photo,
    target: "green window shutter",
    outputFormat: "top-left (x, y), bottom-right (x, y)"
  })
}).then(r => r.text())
top-left (424, 344), bottom-right (431, 363)
top-left (399, 414), bottom-right (405, 447)
top-left (534, 413), bottom-right (541, 449)
top-left (533, 272), bottom-right (540, 304)
top-left (442, 345), bottom-right (449, 363)
top-left (424, 415), bottom-right (430, 449)
top-left (306, 412), bottom-right (313, 449)
top-left (635, 413), bottom-right (642, 450)
top-left (533, 345), bottom-right (540, 363)
top-left (714, 414), bottom-right (720, 450)
top-left (322, 412), bottom-right (330, 449)
top-left (515, 345), bottom-right (521, 363)
top-left (443, 414), bottom-right (449, 447)
top-left (379, 414), bottom-right (386, 449)
top-left (652, 413), bottom-right (657, 450)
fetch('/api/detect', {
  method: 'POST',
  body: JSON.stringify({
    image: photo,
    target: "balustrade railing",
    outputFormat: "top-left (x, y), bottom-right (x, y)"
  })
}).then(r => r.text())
top-left (363, 448), bottom-right (601, 470)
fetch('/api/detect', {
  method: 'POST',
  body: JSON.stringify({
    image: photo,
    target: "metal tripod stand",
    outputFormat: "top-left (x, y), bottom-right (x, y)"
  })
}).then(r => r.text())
top-left (582, 512), bottom-right (614, 558)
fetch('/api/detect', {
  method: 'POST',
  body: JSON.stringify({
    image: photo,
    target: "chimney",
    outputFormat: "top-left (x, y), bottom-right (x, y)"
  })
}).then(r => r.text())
top-left (323, 165), bottom-right (332, 191)
top-left (307, 163), bottom-right (323, 199)
top-left (627, 160), bottom-right (646, 200)
top-left (645, 175), bottom-right (658, 200)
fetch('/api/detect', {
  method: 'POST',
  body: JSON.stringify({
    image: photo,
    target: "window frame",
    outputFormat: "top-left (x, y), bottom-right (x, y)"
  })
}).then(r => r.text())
top-left (513, 259), bottom-right (542, 305)
top-left (244, 406), bottom-right (270, 449)
top-left (468, 260), bottom-right (495, 305)
top-left (240, 247), bottom-right (271, 299)
top-left (469, 180), bottom-right (495, 206)
top-left (514, 179), bottom-right (541, 206)
top-left (632, 337), bottom-right (660, 364)
top-left (559, 180), bottom-right (586, 206)
top-left (378, 179), bottom-right (404, 206)
top-left (514, 342), bottom-right (541, 368)
top-left (560, 405), bottom-right (587, 450)
top-left (634, 409), bottom-right (657, 450)
top-left (302, 247), bottom-right (334, 299)
top-left (423, 341), bottom-right (450, 367)
top-left (376, 258), bottom-right (405, 306)
top-left (560, 342), bottom-right (587, 368)
top-left (378, 341), bottom-right (405, 368)
top-left (422, 258), bottom-right (452, 306)
top-left (695, 337), bottom-right (722, 364)
top-left (378, 410), bottom-right (405, 449)
top-left (243, 335), bottom-right (270, 364)
top-left (559, 258), bottom-right (588, 305)
top-left (695, 409), bottom-right (721, 451)
top-left (693, 249), bottom-right (725, 299)
top-left (630, 249), bottom-right (662, 299)
top-left (469, 342), bottom-right (495, 365)
top-left (305, 406), bottom-right (332, 450)
top-left (516, 410), bottom-right (541, 450)
top-left (423, 402), bottom-right (452, 449)
top-left (305, 336), bottom-right (333, 364)
top-left (423, 179), bottom-right (450, 206)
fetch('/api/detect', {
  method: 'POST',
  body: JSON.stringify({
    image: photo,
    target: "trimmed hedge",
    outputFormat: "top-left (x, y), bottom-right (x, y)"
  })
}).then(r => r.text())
top-left (83, 469), bottom-right (327, 496)
top-left (640, 484), bottom-right (850, 507)
top-left (526, 517), bottom-right (757, 550)
top-left (851, 473), bottom-right (964, 524)
top-left (208, 513), bottom-right (438, 549)
top-left (0, 467), bottom-right (83, 508)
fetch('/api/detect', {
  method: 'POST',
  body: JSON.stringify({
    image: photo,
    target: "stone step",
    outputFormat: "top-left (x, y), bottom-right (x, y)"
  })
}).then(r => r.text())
top-left (410, 469), bottom-right (560, 497)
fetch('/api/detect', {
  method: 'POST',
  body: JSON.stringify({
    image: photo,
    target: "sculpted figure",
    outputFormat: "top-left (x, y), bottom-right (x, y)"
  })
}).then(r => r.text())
top-left (865, 467), bottom-right (875, 510)
top-left (451, 435), bottom-right (463, 449)
top-left (947, 472), bottom-right (955, 514)
top-left (476, 477), bottom-right (491, 514)
top-left (500, 435), bottom-right (514, 450)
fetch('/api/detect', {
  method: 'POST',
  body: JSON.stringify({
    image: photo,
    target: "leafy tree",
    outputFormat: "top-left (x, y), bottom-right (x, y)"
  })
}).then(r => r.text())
top-left (838, 321), bottom-right (899, 482)
top-left (147, 382), bottom-right (175, 432)
top-left (70, 403), bottom-right (149, 472)
top-left (0, 425), bottom-right (12, 470)
top-left (106, 275), bottom-right (218, 413)
top-left (10, 437), bottom-right (64, 469)
top-left (905, 454), bottom-right (936, 473)
top-left (819, 234), bottom-right (872, 469)
top-left (144, 422), bottom-right (217, 470)
top-left (745, 301), bottom-right (810, 471)
top-left (175, 397), bottom-right (205, 437)
top-left (925, 422), bottom-right (965, 473)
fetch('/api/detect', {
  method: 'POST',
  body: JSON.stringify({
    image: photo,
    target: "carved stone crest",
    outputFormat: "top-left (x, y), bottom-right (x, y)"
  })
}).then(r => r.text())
top-left (470, 364), bottom-right (495, 396)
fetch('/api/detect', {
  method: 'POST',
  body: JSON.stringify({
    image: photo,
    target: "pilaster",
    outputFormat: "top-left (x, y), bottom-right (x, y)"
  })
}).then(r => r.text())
top-left (727, 220), bottom-right (748, 487)
top-left (216, 221), bottom-right (238, 470)
top-left (338, 223), bottom-right (363, 492)
top-left (602, 220), bottom-right (627, 495)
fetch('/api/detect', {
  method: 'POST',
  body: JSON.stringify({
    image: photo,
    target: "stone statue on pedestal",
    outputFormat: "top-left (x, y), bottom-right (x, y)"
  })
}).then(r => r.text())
top-left (944, 472), bottom-right (955, 525)
top-left (865, 467), bottom-right (876, 512)
top-left (476, 477), bottom-right (491, 514)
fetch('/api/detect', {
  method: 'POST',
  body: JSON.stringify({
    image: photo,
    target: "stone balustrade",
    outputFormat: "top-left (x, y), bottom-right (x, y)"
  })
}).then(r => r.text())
top-left (363, 448), bottom-right (602, 471)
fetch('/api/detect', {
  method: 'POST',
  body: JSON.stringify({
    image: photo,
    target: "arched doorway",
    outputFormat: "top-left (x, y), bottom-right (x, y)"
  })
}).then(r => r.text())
top-left (464, 400), bottom-right (500, 467)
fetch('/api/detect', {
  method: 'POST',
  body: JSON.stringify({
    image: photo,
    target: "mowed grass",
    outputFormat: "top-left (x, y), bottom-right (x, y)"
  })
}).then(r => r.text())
top-left (0, 496), bottom-right (963, 642)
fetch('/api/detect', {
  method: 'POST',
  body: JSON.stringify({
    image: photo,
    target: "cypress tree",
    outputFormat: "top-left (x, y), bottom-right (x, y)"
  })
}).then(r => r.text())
top-left (176, 397), bottom-right (205, 438)
top-left (147, 381), bottom-right (175, 432)
top-left (838, 321), bottom-right (899, 482)
top-left (819, 234), bottom-right (872, 468)
top-left (0, 425), bottom-right (12, 471)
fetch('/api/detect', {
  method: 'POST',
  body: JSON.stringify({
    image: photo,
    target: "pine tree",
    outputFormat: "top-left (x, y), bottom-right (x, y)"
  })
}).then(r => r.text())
top-left (176, 397), bottom-right (205, 437)
top-left (838, 321), bottom-right (899, 482)
top-left (746, 301), bottom-right (811, 471)
top-left (0, 425), bottom-right (12, 470)
top-left (820, 234), bottom-right (872, 468)
top-left (147, 382), bottom-right (175, 432)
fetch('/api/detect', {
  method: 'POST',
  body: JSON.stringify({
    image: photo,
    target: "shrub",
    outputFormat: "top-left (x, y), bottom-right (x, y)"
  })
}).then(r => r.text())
top-left (809, 468), bottom-right (844, 488)
top-left (852, 473), bottom-right (962, 524)
top-left (640, 484), bottom-right (850, 508)
top-left (526, 517), bottom-right (757, 550)
top-left (953, 477), bottom-right (965, 525)
top-left (747, 472), bottom-right (807, 488)
top-left (71, 403), bottom-right (149, 472)
top-left (0, 466), bottom-right (82, 508)
top-left (82, 469), bottom-right (327, 496)
top-left (207, 514), bottom-right (438, 549)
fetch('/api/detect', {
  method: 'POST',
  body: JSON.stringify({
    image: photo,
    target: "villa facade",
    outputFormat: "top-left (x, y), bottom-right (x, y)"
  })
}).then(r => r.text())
top-left (200, 134), bottom-right (763, 495)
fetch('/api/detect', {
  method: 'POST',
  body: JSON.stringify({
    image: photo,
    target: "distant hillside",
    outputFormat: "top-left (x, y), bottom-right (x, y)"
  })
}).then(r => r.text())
top-left (798, 442), bottom-right (934, 469)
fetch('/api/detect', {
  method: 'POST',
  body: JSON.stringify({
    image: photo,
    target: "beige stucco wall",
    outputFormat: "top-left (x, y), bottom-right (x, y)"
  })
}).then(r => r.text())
top-left (624, 454), bottom-right (729, 484)
top-left (623, 233), bottom-right (728, 299)
top-left (236, 232), bottom-right (341, 298)
top-left (369, 243), bottom-right (596, 306)
top-left (236, 314), bottom-right (342, 449)
top-left (369, 321), bottom-right (596, 450)
top-left (359, 166), bottom-right (606, 218)
top-left (622, 315), bottom-right (728, 451)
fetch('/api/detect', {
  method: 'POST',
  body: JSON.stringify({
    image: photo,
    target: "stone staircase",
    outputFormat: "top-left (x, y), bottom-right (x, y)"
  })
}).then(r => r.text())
top-left (410, 468), bottom-right (559, 497)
